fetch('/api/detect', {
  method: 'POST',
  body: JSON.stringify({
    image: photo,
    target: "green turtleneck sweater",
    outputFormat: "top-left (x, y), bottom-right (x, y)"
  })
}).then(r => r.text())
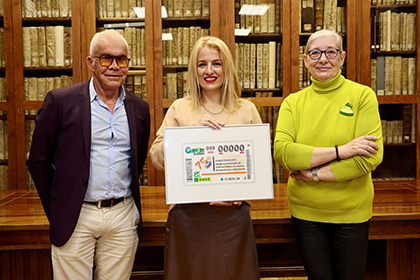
top-left (274, 72), bottom-right (383, 223)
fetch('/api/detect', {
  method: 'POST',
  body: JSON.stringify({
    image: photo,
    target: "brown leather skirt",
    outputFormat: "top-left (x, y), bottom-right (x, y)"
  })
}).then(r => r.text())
top-left (164, 203), bottom-right (260, 280)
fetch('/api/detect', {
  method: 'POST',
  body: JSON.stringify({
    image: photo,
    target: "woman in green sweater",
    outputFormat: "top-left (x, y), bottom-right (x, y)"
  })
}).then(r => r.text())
top-left (274, 30), bottom-right (383, 280)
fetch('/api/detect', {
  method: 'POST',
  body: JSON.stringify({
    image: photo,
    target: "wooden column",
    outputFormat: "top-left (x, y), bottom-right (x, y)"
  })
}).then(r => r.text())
top-left (210, 0), bottom-right (235, 55)
top-left (145, 0), bottom-right (164, 186)
top-left (2, 0), bottom-right (17, 189)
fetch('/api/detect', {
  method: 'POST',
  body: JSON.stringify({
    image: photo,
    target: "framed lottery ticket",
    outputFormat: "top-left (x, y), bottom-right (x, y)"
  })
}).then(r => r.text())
top-left (163, 124), bottom-right (274, 204)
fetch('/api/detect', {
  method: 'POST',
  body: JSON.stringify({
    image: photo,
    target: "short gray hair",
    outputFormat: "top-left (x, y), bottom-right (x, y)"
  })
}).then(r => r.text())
top-left (89, 30), bottom-right (129, 57)
top-left (305, 29), bottom-right (343, 53)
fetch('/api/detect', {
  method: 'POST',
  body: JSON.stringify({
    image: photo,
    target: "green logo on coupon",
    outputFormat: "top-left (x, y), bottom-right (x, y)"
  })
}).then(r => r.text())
top-left (185, 146), bottom-right (205, 155)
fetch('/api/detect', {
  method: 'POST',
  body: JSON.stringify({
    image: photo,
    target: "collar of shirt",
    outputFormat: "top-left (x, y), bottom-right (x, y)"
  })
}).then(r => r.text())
top-left (89, 78), bottom-right (127, 106)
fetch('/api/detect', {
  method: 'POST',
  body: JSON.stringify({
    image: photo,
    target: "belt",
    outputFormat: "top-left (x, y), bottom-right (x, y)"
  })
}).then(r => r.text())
top-left (84, 197), bottom-right (125, 208)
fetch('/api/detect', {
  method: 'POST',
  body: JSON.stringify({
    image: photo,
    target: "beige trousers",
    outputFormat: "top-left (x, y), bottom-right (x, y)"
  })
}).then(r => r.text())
top-left (52, 196), bottom-right (140, 280)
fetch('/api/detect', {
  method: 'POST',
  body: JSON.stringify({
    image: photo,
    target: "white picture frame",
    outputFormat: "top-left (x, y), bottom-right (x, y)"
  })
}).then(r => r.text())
top-left (163, 124), bottom-right (274, 204)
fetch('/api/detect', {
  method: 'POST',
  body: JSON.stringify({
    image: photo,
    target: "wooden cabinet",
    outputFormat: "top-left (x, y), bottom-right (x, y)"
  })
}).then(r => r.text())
top-left (0, 0), bottom-right (419, 189)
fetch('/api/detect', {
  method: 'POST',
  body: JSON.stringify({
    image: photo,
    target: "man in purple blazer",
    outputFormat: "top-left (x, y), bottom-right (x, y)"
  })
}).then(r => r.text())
top-left (28, 30), bottom-right (150, 280)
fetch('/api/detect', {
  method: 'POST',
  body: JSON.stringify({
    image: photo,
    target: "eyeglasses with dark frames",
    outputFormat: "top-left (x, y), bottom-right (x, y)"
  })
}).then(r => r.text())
top-left (307, 48), bottom-right (342, 60)
top-left (92, 55), bottom-right (131, 68)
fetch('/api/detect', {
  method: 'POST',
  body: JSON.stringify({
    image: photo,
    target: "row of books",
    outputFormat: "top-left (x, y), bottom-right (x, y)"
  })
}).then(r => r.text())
top-left (234, 0), bottom-right (282, 34)
top-left (105, 27), bottom-right (146, 67)
top-left (124, 74), bottom-right (147, 100)
top-left (370, 56), bottom-right (416, 95)
top-left (23, 26), bottom-right (72, 68)
top-left (163, 71), bottom-right (188, 100)
top-left (163, 0), bottom-right (210, 18)
top-left (300, 0), bottom-right (346, 33)
top-left (371, 0), bottom-right (417, 5)
top-left (371, 11), bottom-right (417, 52)
top-left (162, 27), bottom-right (210, 66)
top-left (22, 0), bottom-right (71, 18)
top-left (24, 75), bottom-right (73, 115)
top-left (0, 120), bottom-right (8, 160)
top-left (24, 76), bottom-right (73, 101)
top-left (97, 0), bottom-right (142, 18)
top-left (381, 106), bottom-right (416, 144)
top-left (235, 42), bottom-right (282, 89)
top-left (0, 166), bottom-right (8, 190)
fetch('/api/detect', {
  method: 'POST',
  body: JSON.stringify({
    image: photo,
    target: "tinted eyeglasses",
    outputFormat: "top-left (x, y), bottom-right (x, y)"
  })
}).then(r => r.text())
top-left (307, 48), bottom-right (342, 60)
top-left (92, 55), bottom-right (131, 68)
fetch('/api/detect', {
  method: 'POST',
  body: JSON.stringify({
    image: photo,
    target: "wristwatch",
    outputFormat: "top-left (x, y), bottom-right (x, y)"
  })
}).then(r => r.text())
top-left (311, 167), bottom-right (320, 183)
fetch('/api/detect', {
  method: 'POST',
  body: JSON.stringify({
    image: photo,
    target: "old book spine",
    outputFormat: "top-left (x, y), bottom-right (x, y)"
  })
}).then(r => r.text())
top-left (268, 0), bottom-right (276, 33)
top-left (163, 75), bottom-right (168, 99)
top-left (167, 0), bottom-right (174, 17)
top-left (384, 56), bottom-right (394, 95)
top-left (254, 0), bottom-right (261, 34)
top-left (401, 57), bottom-right (408, 95)
top-left (176, 72), bottom-right (183, 98)
top-left (114, 0), bottom-right (121, 18)
top-left (182, 71), bottom-right (189, 97)
top-left (177, 27), bottom-right (183, 65)
top-left (125, 75), bottom-right (134, 92)
top-left (314, 0), bottom-right (323, 30)
top-left (55, 25), bottom-right (64, 67)
top-left (393, 56), bottom-right (402, 95)
top-left (140, 28), bottom-right (145, 66)
top-left (121, 0), bottom-right (128, 17)
top-left (184, 0), bottom-right (193, 17)
top-left (107, 0), bottom-right (114, 17)
top-left (250, 43), bottom-right (256, 89)
top-left (371, 58), bottom-right (377, 93)
top-left (381, 120), bottom-right (387, 144)
top-left (407, 57), bottom-right (415, 95)
top-left (167, 73), bottom-right (177, 99)
top-left (268, 41), bottom-right (276, 88)
top-left (193, 0), bottom-right (201, 17)
top-left (301, 0), bottom-right (314, 33)
top-left (29, 27), bottom-right (40, 67)
top-left (246, 0), bottom-right (254, 34)
top-left (402, 104), bottom-right (412, 143)
top-left (235, 0), bottom-right (240, 29)
top-left (262, 43), bottom-right (269, 88)
top-left (256, 43), bottom-right (263, 89)
top-left (182, 27), bottom-right (189, 65)
top-left (174, 0), bottom-right (183, 18)
top-left (189, 26), bottom-right (196, 60)
top-left (276, 43), bottom-right (282, 89)
top-left (202, 0), bottom-right (209, 17)
top-left (238, 43), bottom-right (244, 88)
top-left (261, 0), bottom-right (268, 33)
top-left (23, 27), bottom-right (32, 67)
top-left (275, 0), bottom-right (281, 33)
top-left (243, 43), bottom-right (250, 89)
top-left (64, 27), bottom-right (72, 67)
top-left (134, 75), bottom-right (142, 98)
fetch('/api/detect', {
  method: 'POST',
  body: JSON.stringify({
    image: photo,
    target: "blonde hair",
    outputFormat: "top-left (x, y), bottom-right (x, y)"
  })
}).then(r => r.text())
top-left (305, 29), bottom-right (343, 53)
top-left (186, 36), bottom-right (242, 113)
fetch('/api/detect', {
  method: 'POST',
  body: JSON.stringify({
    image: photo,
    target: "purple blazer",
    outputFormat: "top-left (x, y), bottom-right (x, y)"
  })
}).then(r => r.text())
top-left (28, 80), bottom-right (150, 247)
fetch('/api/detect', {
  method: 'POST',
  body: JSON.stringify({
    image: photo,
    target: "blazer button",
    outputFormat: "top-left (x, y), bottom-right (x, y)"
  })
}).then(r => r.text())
top-left (82, 179), bottom-right (88, 185)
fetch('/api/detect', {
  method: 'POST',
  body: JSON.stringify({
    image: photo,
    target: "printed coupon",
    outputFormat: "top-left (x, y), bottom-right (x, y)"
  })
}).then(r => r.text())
top-left (182, 141), bottom-right (255, 185)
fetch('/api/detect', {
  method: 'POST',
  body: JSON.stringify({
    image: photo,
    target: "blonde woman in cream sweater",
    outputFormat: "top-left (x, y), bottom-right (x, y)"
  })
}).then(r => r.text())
top-left (150, 37), bottom-right (261, 280)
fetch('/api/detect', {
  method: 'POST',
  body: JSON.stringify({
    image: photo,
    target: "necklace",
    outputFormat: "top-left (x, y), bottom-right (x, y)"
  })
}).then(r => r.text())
top-left (202, 103), bottom-right (224, 115)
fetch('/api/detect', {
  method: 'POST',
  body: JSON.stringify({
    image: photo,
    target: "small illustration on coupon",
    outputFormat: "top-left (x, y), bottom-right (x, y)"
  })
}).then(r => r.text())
top-left (183, 141), bottom-right (255, 185)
